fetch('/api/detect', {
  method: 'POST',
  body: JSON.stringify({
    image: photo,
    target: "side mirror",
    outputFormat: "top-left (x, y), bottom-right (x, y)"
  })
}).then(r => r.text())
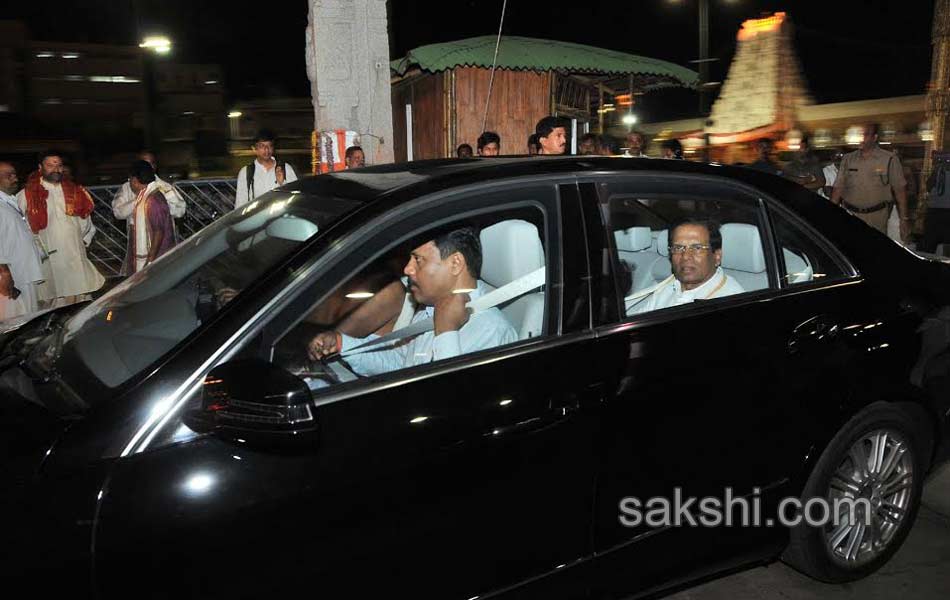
top-left (184, 359), bottom-right (317, 448)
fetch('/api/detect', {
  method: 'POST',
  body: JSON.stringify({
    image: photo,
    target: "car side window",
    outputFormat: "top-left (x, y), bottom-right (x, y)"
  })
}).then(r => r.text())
top-left (767, 205), bottom-right (850, 287)
top-left (270, 205), bottom-right (549, 393)
top-left (598, 180), bottom-right (771, 317)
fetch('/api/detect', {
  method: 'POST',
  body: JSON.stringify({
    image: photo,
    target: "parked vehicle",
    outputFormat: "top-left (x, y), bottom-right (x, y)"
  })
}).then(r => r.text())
top-left (2, 156), bottom-right (949, 599)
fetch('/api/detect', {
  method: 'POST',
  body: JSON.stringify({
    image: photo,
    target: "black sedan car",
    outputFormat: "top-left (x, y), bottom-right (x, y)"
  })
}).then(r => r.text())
top-left (2, 156), bottom-right (950, 599)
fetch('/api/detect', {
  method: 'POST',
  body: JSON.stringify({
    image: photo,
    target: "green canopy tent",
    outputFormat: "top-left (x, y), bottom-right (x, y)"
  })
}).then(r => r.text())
top-left (390, 36), bottom-right (697, 160)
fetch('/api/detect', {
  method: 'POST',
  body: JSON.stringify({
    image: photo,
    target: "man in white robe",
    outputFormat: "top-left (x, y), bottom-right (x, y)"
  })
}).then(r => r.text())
top-left (17, 152), bottom-right (104, 308)
top-left (0, 162), bottom-right (44, 322)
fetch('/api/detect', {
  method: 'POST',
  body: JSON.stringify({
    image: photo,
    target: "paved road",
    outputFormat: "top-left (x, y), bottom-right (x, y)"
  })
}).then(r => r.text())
top-left (664, 463), bottom-right (950, 599)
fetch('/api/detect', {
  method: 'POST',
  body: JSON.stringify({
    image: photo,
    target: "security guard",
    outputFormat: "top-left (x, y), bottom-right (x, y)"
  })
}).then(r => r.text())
top-left (831, 123), bottom-right (909, 238)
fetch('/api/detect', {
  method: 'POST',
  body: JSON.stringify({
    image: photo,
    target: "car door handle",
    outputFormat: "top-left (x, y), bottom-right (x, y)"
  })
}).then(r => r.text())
top-left (788, 315), bottom-right (839, 354)
top-left (550, 383), bottom-right (604, 416)
top-left (551, 393), bottom-right (580, 417)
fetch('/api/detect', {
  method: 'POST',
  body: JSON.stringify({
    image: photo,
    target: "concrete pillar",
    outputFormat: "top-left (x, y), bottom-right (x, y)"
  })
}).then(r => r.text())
top-left (305, 0), bottom-right (394, 170)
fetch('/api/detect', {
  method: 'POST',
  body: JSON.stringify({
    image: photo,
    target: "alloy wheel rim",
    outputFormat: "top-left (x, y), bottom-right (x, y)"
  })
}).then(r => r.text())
top-left (824, 428), bottom-right (914, 568)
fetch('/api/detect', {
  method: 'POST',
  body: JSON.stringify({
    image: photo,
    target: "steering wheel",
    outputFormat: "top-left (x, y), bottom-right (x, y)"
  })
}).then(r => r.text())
top-left (319, 355), bottom-right (361, 384)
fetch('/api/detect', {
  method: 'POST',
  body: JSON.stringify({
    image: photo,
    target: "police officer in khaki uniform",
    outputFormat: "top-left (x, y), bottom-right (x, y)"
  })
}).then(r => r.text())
top-left (831, 123), bottom-right (909, 239)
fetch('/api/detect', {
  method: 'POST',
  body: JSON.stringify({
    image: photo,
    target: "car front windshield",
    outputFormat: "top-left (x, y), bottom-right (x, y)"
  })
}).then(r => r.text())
top-left (58, 189), bottom-right (362, 389)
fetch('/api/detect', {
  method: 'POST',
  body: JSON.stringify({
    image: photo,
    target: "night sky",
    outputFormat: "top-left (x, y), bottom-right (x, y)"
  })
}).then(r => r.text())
top-left (5, 0), bottom-right (937, 122)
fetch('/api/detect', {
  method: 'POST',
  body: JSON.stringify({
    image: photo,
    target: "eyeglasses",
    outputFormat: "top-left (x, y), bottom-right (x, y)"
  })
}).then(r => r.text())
top-left (669, 243), bottom-right (712, 256)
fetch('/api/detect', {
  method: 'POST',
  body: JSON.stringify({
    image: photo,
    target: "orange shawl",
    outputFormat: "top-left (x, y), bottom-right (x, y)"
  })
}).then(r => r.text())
top-left (24, 170), bottom-right (95, 233)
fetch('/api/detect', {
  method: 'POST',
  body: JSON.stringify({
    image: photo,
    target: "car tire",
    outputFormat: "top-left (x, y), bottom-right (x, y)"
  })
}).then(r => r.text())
top-left (781, 402), bottom-right (931, 583)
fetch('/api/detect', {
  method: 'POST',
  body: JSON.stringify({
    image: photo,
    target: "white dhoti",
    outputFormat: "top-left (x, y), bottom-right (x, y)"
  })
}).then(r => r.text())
top-left (17, 181), bottom-right (104, 302)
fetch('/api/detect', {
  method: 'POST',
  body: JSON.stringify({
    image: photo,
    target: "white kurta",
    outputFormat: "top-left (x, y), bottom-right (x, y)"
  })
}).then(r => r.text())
top-left (112, 175), bottom-right (185, 219)
top-left (0, 191), bottom-right (43, 321)
top-left (630, 267), bottom-right (745, 315)
top-left (17, 181), bottom-right (104, 300)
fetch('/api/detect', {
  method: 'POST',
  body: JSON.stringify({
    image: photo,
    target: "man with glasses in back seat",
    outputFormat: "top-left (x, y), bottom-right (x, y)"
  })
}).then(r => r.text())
top-left (307, 225), bottom-right (517, 376)
top-left (631, 217), bottom-right (744, 315)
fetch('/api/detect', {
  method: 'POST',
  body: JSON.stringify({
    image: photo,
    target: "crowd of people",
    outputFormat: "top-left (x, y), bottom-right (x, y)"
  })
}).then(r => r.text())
top-left (1, 117), bottom-right (945, 324)
top-left (456, 118), bottom-right (923, 248)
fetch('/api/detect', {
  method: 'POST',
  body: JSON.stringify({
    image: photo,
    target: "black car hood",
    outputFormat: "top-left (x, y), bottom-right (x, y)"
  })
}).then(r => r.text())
top-left (0, 372), bottom-right (66, 483)
top-left (0, 304), bottom-right (89, 491)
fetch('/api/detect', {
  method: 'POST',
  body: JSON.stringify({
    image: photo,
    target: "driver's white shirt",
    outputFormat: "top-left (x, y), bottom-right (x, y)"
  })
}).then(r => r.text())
top-left (630, 267), bottom-right (744, 315)
top-left (339, 281), bottom-right (517, 377)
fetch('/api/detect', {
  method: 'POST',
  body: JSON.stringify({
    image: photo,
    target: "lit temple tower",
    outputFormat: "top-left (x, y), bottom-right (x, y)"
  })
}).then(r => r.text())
top-left (705, 12), bottom-right (812, 146)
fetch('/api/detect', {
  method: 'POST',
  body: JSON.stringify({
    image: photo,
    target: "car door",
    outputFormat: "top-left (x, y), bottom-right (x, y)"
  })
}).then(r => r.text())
top-left (92, 179), bottom-right (601, 600)
top-left (573, 176), bottom-right (851, 596)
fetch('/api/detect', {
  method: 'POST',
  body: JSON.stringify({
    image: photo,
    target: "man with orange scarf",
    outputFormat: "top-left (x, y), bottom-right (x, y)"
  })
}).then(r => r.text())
top-left (17, 151), bottom-right (104, 307)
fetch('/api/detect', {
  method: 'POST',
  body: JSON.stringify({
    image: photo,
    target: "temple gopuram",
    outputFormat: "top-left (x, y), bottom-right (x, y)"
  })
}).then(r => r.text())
top-left (637, 13), bottom-right (929, 166)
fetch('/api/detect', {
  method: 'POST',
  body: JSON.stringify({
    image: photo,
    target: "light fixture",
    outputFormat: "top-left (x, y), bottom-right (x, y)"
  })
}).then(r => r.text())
top-left (204, 80), bottom-right (218, 85)
top-left (622, 114), bottom-right (638, 126)
top-left (35, 51), bottom-right (55, 58)
top-left (89, 75), bottom-right (140, 84)
top-left (845, 125), bottom-right (864, 146)
top-left (785, 128), bottom-right (802, 151)
top-left (139, 36), bottom-right (172, 54)
top-left (345, 292), bottom-right (375, 299)
top-left (813, 128), bottom-right (833, 148)
top-left (61, 52), bottom-right (80, 59)
top-left (228, 111), bottom-right (242, 118)
top-left (410, 416), bottom-right (429, 424)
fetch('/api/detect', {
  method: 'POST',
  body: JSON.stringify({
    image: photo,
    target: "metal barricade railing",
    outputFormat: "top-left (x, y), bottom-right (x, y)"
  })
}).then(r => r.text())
top-left (86, 178), bottom-right (237, 276)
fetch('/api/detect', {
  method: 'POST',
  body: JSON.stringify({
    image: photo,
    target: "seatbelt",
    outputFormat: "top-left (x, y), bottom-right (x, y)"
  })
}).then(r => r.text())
top-left (623, 275), bottom-right (674, 312)
top-left (339, 266), bottom-right (546, 358)
top-left (392, 292), bottom-right (416, 331)
top-left (246, 161), bottom-right (255, 201)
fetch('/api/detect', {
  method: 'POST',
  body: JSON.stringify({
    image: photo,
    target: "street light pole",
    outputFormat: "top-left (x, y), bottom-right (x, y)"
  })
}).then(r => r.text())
top-left (139, 36), bottom-right (172, 151)
top-left (698, 0), bottom-right (709, 117)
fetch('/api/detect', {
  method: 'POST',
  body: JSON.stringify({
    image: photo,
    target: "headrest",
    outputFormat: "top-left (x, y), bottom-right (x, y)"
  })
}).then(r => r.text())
top-left (614, 226), bottom-right (653, 252)
top-left (651, 256), bottom-right (672, 281)
top-left (266, 215), bottom-right (319, 241)
top-left (656, 229), bottom-right (669, 257)
top-left (479, 219), bottom-right (545, 288)
top-left (720, 223), bottom-right (766, 273)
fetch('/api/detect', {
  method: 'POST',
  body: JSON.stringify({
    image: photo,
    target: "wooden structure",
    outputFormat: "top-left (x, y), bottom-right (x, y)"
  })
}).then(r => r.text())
top-left (390, 36), bottom-right (697, 161)
top-left (392, 68), bottom-right (552, 160)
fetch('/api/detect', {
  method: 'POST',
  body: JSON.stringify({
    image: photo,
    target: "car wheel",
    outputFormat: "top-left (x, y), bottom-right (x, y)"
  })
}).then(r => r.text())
top-left (782, 403), bottom-right (931, 582)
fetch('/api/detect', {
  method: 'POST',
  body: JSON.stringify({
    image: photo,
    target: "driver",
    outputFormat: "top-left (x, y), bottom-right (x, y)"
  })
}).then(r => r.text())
top-left (307, 225), bottom-right (517, 376)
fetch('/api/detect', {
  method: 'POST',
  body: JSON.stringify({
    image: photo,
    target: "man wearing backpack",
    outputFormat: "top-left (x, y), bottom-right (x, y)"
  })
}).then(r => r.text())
top-left (235, 130), bottom-right (298, 209)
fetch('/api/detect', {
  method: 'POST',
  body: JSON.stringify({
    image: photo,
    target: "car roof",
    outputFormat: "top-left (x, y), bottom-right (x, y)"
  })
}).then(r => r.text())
top-left (288, 156), bottom-right (784, 206)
